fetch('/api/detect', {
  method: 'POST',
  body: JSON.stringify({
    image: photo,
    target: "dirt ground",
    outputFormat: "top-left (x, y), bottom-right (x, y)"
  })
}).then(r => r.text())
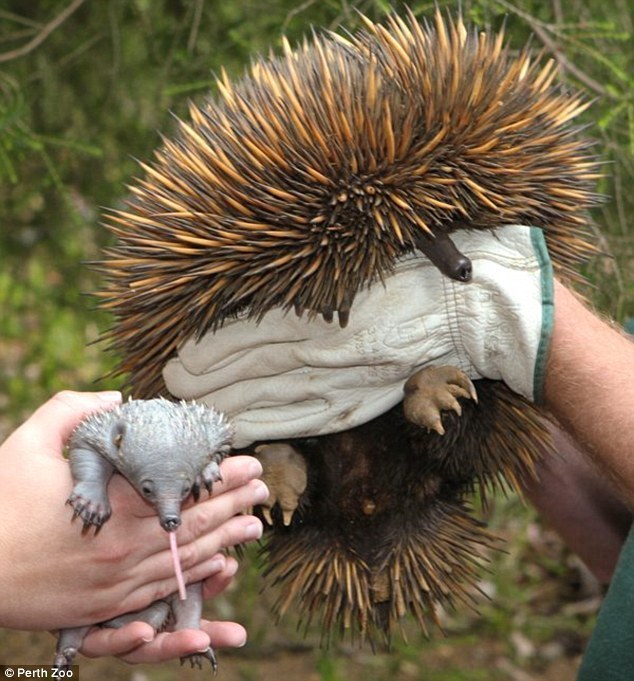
top-left (0, 625), bottom-right (584, 681)
top-left (0, 622), bottom-right (584, 681)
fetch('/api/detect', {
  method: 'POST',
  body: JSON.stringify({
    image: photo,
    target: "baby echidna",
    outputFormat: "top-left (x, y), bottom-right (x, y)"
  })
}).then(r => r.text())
top-left (97, 9), bottom-right (599, 643)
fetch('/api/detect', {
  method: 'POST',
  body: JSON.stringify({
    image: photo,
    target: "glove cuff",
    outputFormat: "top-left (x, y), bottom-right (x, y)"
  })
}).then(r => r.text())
top-left (447, 225), bottom-right (555, 402)
top-left (531, 227), bottom-right (555, 404)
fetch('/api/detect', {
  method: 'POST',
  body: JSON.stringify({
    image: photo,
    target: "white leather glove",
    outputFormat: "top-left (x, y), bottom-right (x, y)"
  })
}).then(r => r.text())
top-left (163, 224), bottom-right (554, 448)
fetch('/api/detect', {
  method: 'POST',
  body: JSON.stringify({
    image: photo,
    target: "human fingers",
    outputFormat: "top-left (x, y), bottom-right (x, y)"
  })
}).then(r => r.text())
top-left (179, 480), bottom-right (267, 543)
top-left (200, 620), bottom-right (247, 649)
top-left (80, 620), bottom-right (157, 658)
top-left (71, 562), bottom-right (245, 661)
top-left (166, 514), bottom-right (262, 590)
top-left (85, 628), bottom-right (207, 664)
top-left (127, 510), bottom-right (262, 605)
top-left (202, 556), bottom-right (240, 599)
top-left (82, 621), bottom-right (247, 664)
top-left (77, 467), bottom-right (264, 604)
top-left (208, 455), bottom-right (264, 496)
top-left (114, 622), bottom-right (247, 664)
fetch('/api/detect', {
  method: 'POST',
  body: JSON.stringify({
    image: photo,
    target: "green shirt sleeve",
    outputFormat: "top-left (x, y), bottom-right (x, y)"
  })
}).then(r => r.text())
top-left (577, 522), bottom-right (634, 680)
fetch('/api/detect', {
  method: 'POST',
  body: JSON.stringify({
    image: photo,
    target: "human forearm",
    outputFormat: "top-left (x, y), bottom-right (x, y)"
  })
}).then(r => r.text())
top-left (544, 281), bottom-right (634, 507)
top-left (523, 425), bottom-right (631, 583)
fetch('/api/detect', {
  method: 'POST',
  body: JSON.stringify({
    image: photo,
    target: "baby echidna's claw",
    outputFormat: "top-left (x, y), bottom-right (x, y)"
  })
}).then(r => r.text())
top-left (403, 365), bottom-right (478, 434)
top-left (196, 461), bottom-right (222, 497)
top-left (180, 647), bottom-right (218, 673)
top-left (191, 482), bottom-right (201, 502)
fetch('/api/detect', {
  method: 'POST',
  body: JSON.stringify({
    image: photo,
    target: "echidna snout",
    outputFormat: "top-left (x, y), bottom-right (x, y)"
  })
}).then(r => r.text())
top-left (416, 227), bottom-right (473, 282)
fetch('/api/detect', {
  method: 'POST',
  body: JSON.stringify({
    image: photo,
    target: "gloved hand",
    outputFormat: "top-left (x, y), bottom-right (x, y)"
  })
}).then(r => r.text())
top-left (163, 224), bottom-right (554, 448)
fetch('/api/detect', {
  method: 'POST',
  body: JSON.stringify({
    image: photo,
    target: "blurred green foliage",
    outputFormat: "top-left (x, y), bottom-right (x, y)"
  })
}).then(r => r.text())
top-left (0, 0), bottom-right (632, 423)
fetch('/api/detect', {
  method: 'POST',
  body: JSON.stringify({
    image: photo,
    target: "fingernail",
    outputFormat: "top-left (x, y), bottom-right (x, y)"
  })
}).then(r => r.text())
top-left (209, 555), bottom-right (226, 573)
top-left (225, 557), bottom-right (239, 578)
top-left (97, 391), bottom-right (122, 404)
top-left (248, 458), bottom-right (263, 477)
top-left (253, 481), bottom-right (269, 505)
top-left (243, 520), bottom-right (263, 541)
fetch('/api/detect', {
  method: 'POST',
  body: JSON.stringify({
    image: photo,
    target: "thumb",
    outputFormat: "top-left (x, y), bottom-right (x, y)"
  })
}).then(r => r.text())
top-left (25, 390), bottom-right (122, 449)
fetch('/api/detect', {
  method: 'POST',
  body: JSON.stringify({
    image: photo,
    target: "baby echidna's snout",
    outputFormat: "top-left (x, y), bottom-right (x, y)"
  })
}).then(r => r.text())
top-left (150, 492), bottom-right (184, 532)
top-left (160, 514), bottom-right (181, 532)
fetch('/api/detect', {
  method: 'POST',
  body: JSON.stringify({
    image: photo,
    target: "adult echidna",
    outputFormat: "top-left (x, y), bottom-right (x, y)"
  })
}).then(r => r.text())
top-left (97, 9), bottom-right (599, 643)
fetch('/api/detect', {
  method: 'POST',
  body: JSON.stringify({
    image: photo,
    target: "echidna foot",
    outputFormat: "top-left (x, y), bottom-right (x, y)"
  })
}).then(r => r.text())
top-left (192, 461), bottom-right (223, 501)
top-left (253, 443), bottom-right (307, 526)
top-left (403, 365), bottom-right (478, 435)
top-left (53, 647), bottom-right (78, 671)
top-left (66, 482), bottom-right (112, 532)
top-left (180, 647), bottom-right (218, 673)
top-left (53, 625), bottom-right (91, 670)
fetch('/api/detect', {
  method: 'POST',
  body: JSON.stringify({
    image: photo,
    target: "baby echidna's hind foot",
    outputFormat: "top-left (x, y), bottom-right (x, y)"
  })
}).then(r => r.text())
top-left (53, 625), bottom-right (91, 670)
top-left (403, 365), bottom-right (478, 435)
top-left (180, 647), bottom-right (218, 673)
top-left (253, 443), bottom-right (307, 526)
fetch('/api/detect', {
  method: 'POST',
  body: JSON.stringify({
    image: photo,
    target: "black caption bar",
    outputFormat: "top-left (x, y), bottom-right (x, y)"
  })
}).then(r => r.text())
top-left (0, 667), bottom-right (79, 680)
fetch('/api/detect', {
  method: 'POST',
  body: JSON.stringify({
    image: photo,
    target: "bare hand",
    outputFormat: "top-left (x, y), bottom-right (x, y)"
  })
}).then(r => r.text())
top-left (0, 391), bottom-right (266, 661)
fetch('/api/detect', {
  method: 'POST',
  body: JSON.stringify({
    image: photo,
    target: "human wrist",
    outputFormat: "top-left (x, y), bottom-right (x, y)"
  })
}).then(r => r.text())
top-left (544, 281), bottom-right (634, 507)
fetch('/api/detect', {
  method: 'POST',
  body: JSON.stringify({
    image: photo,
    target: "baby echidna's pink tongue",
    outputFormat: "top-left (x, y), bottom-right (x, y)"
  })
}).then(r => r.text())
top-left (169, 531), bottom-right (187, 600)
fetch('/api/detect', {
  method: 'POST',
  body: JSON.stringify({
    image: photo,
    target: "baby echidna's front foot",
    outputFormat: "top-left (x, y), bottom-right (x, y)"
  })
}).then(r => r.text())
top-left (254, 443), bottom-right (307, 526)
top-left (180, 647), bottom-right (218, 673)
top-left (66, 482), bottom-right (112, 532)
top-left (403, 365), bottom-right (478, 435)
top-left (192, 460), bottom-right (223, 501)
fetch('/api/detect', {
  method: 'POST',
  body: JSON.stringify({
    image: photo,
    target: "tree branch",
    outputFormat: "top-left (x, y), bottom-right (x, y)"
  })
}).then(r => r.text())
top-left (0, 0), bottom-right (87, 64)
top-left (529, 21), bottom-right (610, 97)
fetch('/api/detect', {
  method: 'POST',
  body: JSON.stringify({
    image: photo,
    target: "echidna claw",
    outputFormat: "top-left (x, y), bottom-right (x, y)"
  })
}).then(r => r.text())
top-left (180, 647), bottom-right (218, 673)
top-left (254, 443), bottom-right (307, 528)
top-left (321, 307), bottom-right (334, 323)
top-left (403, 365), bottom-right (478, 434)
top-left (191, 483), bottom-right (201, 502)
top-left (338, 308), bottom-right (350, 328)
top-left (262, 507), bottom-right (274, 526)
top-left (430, 418), bottom-right (445, 436)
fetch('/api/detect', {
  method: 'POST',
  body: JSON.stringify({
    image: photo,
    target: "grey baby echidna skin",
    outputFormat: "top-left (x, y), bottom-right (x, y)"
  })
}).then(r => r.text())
top-left (54, 398), bottom-right (233, 671)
